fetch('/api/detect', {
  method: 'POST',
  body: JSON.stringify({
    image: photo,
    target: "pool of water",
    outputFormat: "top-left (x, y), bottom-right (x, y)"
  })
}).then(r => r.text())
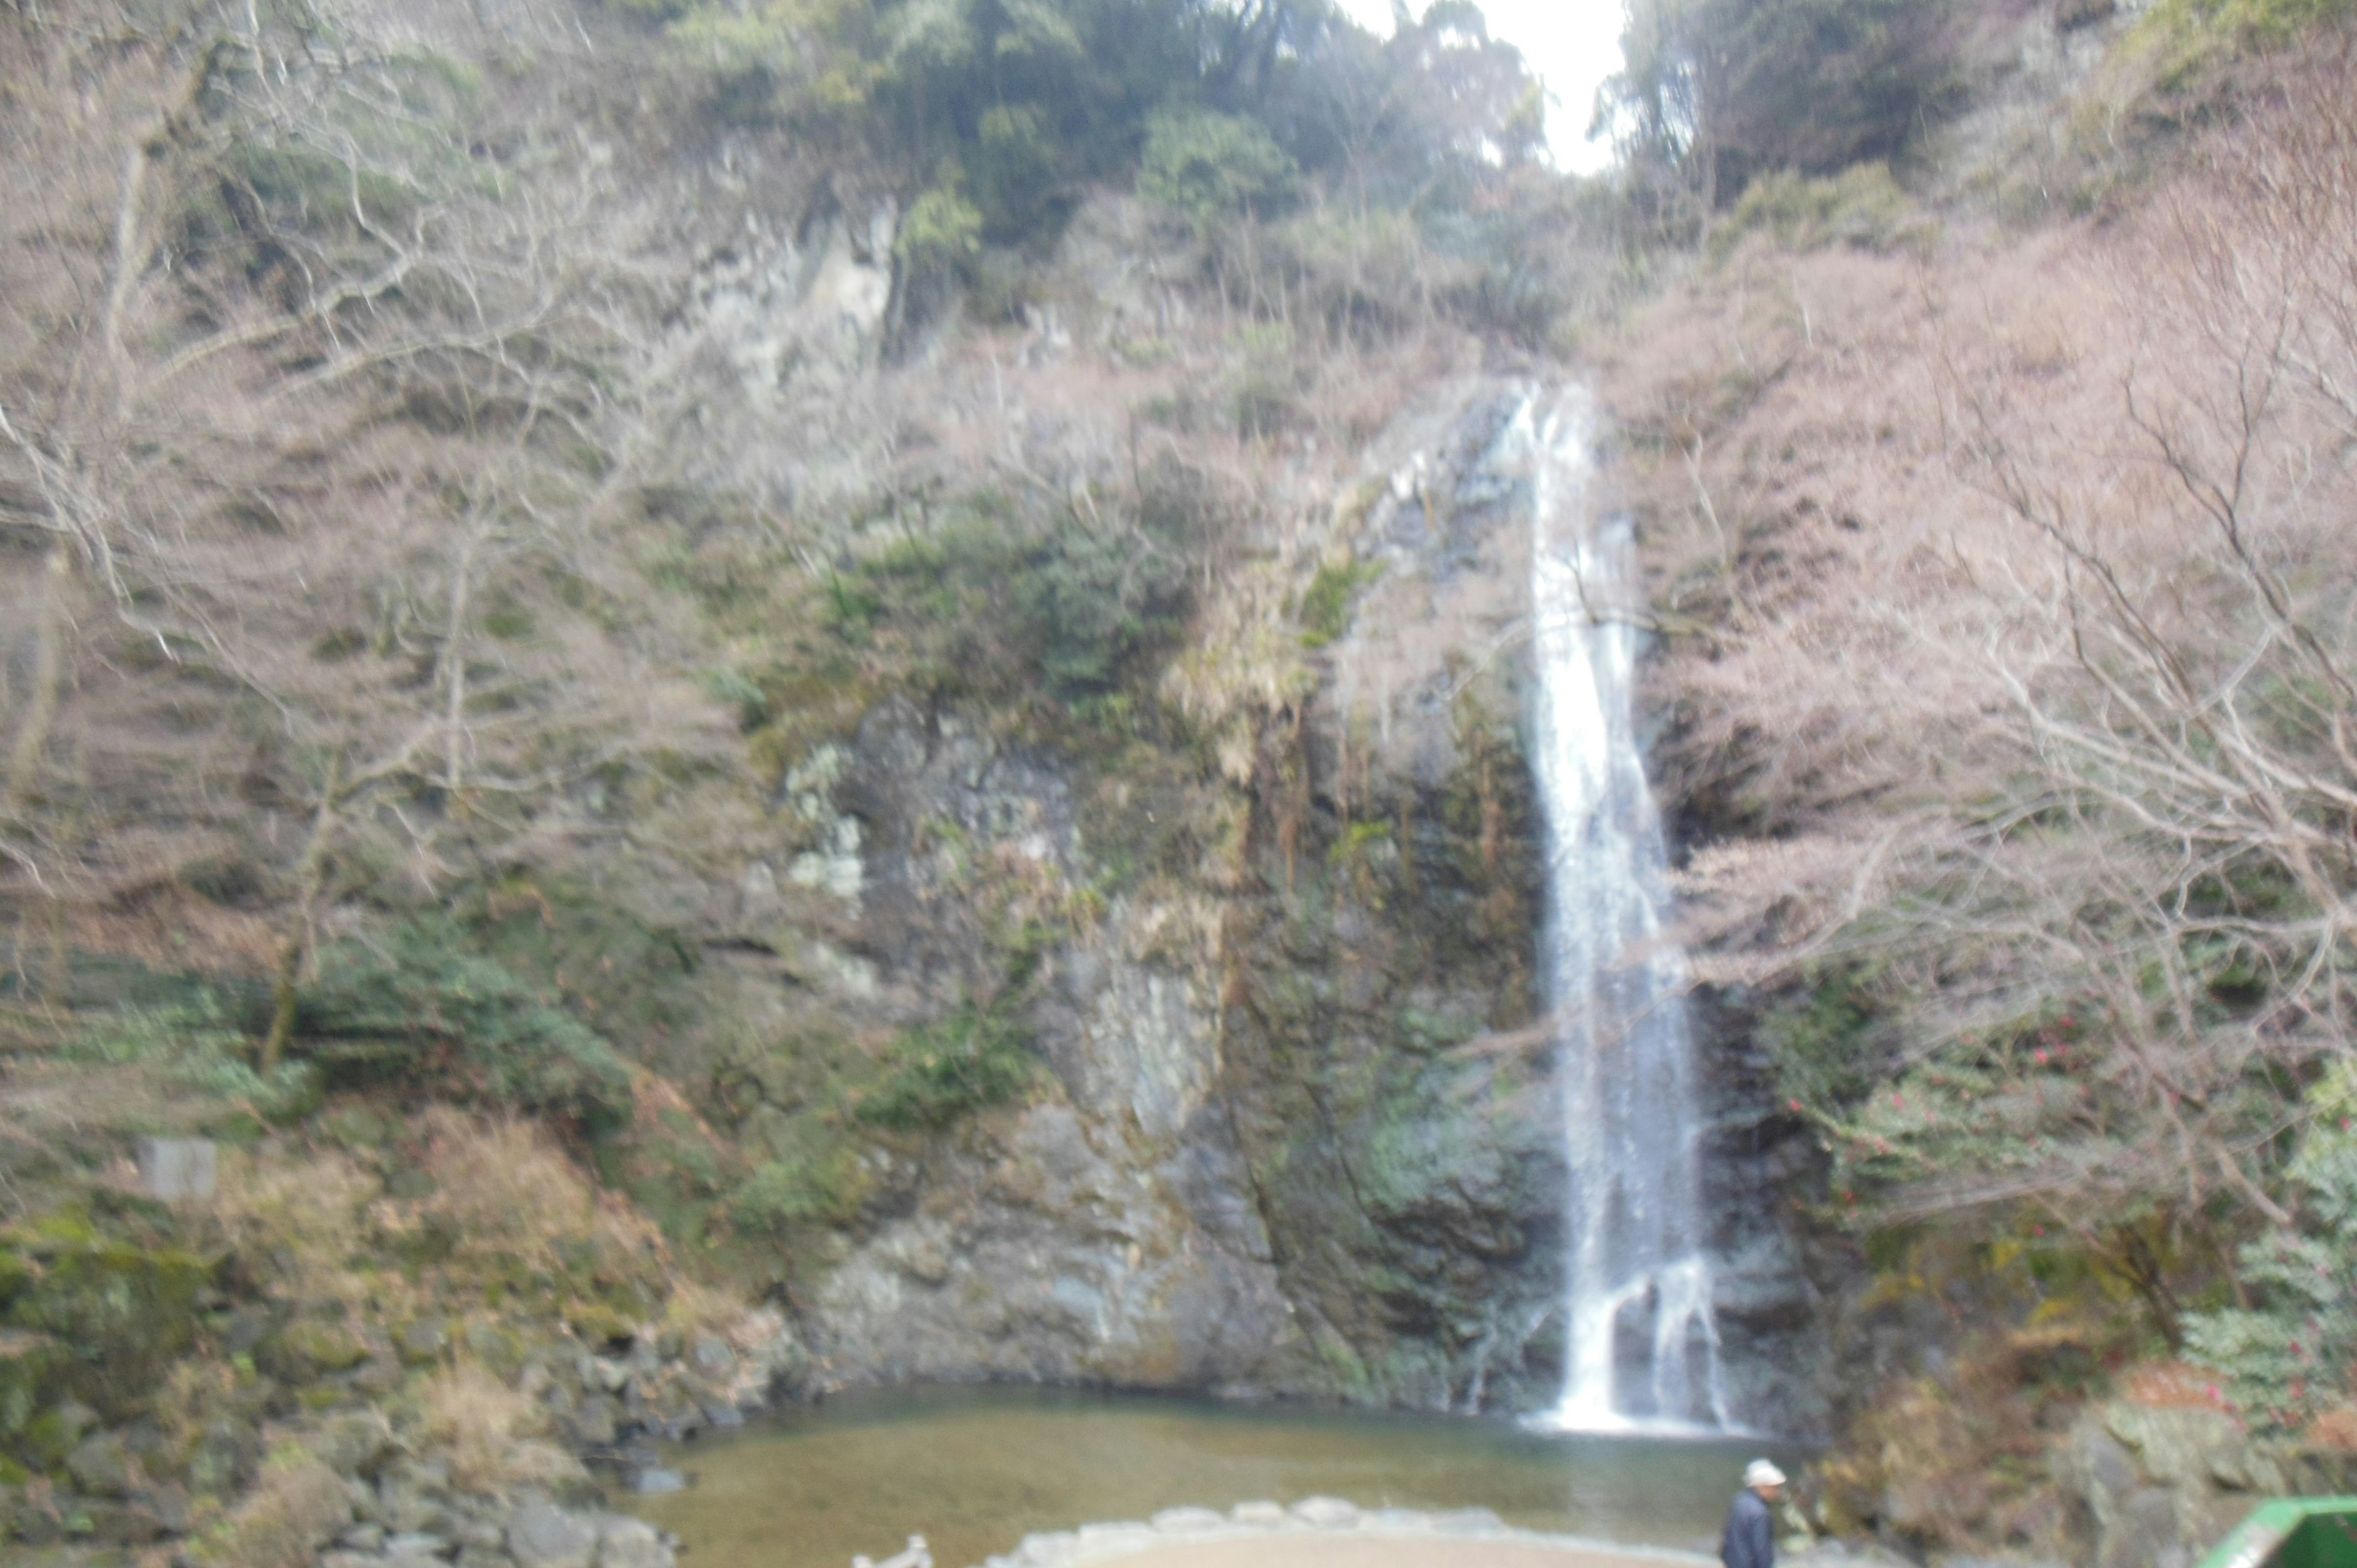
top-left (624, 1386), bottom-right (1800, 1568)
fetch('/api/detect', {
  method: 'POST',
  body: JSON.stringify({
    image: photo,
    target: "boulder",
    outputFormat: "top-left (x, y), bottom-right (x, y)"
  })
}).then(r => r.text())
top-left (508, 1500), bottom-right (600, 1568)
top-left (595, 1513), bottom-right (673, 1568)
top-left (64, 1431), bottom-right (132, 1496)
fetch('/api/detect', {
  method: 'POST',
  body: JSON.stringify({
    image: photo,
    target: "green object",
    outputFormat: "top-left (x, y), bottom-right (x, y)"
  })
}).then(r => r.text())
top-left (2197, 1499), bottom-right (2357, 1568)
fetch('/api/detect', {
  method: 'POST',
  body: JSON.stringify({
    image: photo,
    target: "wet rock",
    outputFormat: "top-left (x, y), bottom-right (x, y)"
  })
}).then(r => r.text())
top-left (509, 1500), bottom-right (600, 1568)
top-left (627, 1467), bottom-right (687, 1495)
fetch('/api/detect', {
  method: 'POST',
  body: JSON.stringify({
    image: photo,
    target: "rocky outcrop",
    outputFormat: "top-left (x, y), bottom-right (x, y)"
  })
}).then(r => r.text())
top-left (2054, 1404), bottom-right (2357, 1568)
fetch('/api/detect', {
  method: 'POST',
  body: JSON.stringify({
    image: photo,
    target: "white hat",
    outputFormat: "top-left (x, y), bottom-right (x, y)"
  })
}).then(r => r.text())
top-left (1744, 1459), bottom-right (1788, 1489)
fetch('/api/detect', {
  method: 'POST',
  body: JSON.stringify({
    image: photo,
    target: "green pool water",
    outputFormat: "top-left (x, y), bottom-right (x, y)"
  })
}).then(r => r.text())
top-left (623, 1386), bottom-right (1796, 1568)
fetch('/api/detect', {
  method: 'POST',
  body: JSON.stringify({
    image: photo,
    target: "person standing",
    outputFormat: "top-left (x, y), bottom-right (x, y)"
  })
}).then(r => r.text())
top-left (1721, 1459), bottom-right (1786, 1568)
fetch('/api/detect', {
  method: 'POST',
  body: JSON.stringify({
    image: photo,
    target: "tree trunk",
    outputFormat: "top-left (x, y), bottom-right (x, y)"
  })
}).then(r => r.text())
top-left (1, 541), bottom-right (72, 827)
top-left (261, 752), bottom-right (343, 1075)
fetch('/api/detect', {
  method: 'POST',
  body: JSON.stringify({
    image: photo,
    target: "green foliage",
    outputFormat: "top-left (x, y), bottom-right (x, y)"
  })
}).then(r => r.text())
top-left (300, 919), bottom-right (637, 1131)
top-left (2127, 0), bottom-right (2357, 88)
top-left (856, 1000), bottom-right (1035, 1129)
top-left (1327, 818), bottom-right (1392, 869)
top-left (1604, 0), bottom-right (1961, 204)
top-left (1138, 106), bottom-right (1298, 233)
top-left (972, 104), bottom-right (1064, 238)
top-left (831, 495), bottom-right (1194, 701)
top-left (1806, 1002), bottom-right (2119, 1208)
top-left (1710, 163), bottom-right (1927, 259)
top-left (1298, 556), bottom-right (1382, 647)
top-left (1762, 964), bottom-right (1889, 1110)
top-left (2185, 1064), bottom-right (2357, 1434)
top-left (732, 1142), bottom-right (873, 1228)
top-left (64, 999), bottom-right (322, 1129)
top-left (895, 182), bottom-right (986, 280)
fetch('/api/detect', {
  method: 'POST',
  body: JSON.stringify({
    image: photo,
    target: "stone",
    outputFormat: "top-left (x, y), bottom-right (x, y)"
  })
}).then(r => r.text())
top-left (64, 1431), bottom-right (132, 1496)
top-left (590, 1357), bottom-right (630, 1393)
top-left (567, 1396), bottom-right (619, 1448)
top-left (134, 1481), bottom-right (193, 1535)
top-left (324, 1554), bottom-right (390, 1568)
top-left (1229, 1502), bottom-right (1287, 1527)
top-left (400, 1319), bottom-right (450, 1366)
top-left (460, 1548), bottom-right (519, 1568)
top-left (595, 1513), bottom-right (672, 1568)
top-left (344, 1525), bottom-right (391, 1551)
top-left (1290, 1497), bottom-right (1360, 1529)
top-left (136, 1137), bottom-right (218, 1202)
top-left (689, 1335), bottom-right (736, 1376)
top-left (508, 1500), bottom-right (599, 1568)
top-left (222, 1306), bottom-right (276, 1356)
top-left (311, 1408), bottom-right (398, 1477)
top-left (353, 1356), bottom-right (407, 1396)
top-left (628, 1468), bottom-right (687, 1496)
top-left (460, 1520), bottom-right (509, 1550)
top-left (2102, 1488), bottom-right (2189, 1568)
top-left (1150, 1507), bottom-right (1227, 1533)
top-left (388, 1531), bottom-right (454, 1557)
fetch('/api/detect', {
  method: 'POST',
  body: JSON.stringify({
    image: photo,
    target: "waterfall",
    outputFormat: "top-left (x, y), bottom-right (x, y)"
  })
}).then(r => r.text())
top-left (1519, 387), bottom-right (1732, 1434)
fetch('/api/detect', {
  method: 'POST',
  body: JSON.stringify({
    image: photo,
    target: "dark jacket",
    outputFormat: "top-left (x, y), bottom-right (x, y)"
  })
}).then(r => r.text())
top-left (1721, 1488), bottom-right (1775, 1568)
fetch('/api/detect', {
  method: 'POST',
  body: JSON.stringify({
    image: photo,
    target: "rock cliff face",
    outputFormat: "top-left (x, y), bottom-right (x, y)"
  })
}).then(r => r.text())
top-left (758, 371), bottom-right (1830, 1423)
top-left (772, 379), bottom-right (1571, 1408)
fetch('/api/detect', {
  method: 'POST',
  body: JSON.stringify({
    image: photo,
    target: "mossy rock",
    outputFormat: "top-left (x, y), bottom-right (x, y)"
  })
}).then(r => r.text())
top-left (1, 1223), bottom-right (214, 1423)
top-left (0, 1332), bottom-right (71, 1451)
top-left (258, 1321), bottom-right (371, 1380)
top-left (563, 1302), bottom-right (637, 1348)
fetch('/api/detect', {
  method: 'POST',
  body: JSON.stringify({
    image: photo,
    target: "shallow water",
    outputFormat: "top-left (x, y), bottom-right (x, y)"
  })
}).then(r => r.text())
top-left (624, 1386), bottom-right (1798, 1568)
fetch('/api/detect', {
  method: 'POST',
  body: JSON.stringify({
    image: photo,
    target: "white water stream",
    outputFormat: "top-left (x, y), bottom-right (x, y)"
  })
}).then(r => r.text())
top-left (1519, 388), bottom-right (1732, 1434)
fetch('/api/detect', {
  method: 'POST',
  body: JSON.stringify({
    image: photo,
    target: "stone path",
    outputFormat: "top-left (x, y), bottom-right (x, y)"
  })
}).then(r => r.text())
top-left (973, 1500), bottom-right (1717, 1568)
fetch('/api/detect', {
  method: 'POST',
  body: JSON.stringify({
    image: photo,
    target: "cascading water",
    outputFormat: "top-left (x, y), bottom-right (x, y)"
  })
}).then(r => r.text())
top-left (1519, 387), bottom-right (1733, 1434)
